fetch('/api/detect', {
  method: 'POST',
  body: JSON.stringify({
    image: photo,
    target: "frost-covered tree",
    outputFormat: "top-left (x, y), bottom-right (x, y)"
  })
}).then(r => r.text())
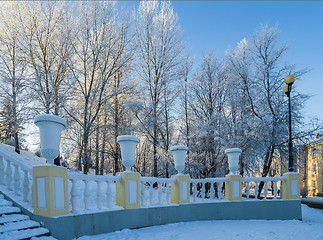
top-left (0, 2), bottom-right (30, 153)
top-left (189, 52), bottom-right (227, 178)
top-left (65, 2), bottom-right (134, 174)
top-left (223, 39), bottom-right (262, 176)
top-left (134, 1), bottom-right (185, 177)
top-left (176, 54), bottom-right (194, 175)
top-left (247, 25), bottom-right (308, 195)
top-left (19, 2), bottom-right (73, 116)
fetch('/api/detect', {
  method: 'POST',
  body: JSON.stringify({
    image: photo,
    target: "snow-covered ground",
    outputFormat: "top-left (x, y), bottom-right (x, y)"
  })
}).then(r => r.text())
top-left (77, 204), bottom-right (323, 240)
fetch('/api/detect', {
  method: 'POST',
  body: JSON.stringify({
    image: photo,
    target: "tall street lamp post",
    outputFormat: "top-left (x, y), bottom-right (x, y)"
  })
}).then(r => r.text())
top-left (283, 75), bottom-right (296, 172)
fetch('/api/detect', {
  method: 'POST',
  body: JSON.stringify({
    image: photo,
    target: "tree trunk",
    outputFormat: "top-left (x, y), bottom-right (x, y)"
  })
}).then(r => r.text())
top-left (184, 77), bottom-right (190, 175)
top-left (95, 124), bottom-right (100, 175)
top-left (82, 129), bottom-right (90, 174)
top-left (100, 116), bottom-right (107, 175)
top-left (113, 74), bottom-right (120, 175)
top-left (12, 53), bottom-right (20, 154)
top-left (54, 156), bottom-right (60, 166)
top-left (257, 145), bottom-right (275, 198)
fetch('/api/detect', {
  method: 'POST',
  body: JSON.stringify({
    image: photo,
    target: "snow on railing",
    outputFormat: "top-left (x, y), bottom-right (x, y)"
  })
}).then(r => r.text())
top-left (67, 173), bottom-right (121, 213)
top-left (139, 176), bottom-right (176, 206)
top-left (190, 177), bottom-right (228, 202)
top-left (0, 148), bottom-right (33, 208)
top-left (242, 176), bottom-right (286, 200)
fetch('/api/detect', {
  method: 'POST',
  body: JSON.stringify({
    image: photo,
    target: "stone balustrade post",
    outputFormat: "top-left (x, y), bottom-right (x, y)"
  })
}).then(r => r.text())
top-left (170, 145), bottom-right (190, 204)
top-left (33, 165), bottom-right (69, 217)
top-left (116, 172), bottom-right (140, 209)
top-left (115, 135), bottom-right (140, 209)
top-left (171, 175), bottom-right (190, 204)
top-left (225, 174), bottom-right (242, 201)
top-left (225, 148), bottom-right (242, 201)
top-left (282, 172), bottom-right (300, 199)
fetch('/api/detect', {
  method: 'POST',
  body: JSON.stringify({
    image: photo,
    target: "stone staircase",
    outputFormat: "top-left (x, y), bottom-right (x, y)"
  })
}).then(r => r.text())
top-left (0, 193), bottom-right (56, 240)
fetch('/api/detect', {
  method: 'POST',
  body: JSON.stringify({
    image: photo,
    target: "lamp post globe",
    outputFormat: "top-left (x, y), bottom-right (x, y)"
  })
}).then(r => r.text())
top-left (284, 75), bottom-right (296, 85)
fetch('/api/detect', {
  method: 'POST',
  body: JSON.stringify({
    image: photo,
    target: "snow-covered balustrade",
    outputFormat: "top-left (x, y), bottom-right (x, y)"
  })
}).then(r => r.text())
top-left (242, 176), bottom-right (287, 200)
top-left (139, 176), bottom-right (176, 206)
top-left (190, 177), bottom-right (228, 202)
top-left (0, 148), bottom-right (33, 208)
top-left (67, 173), bottom-right (121, 213)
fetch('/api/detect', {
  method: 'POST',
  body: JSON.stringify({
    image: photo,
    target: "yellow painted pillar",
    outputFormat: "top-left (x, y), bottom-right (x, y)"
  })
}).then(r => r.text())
top-left (171, 175), bottom-right (190, 204)
top-left (33, 165), bottom-right (69, 217)
top-left (225, 174), bottom-right (242, 201)
top-left (282, 172), bottom-right (300, 199)
top-left (116, 172), bottom-right (140, 209)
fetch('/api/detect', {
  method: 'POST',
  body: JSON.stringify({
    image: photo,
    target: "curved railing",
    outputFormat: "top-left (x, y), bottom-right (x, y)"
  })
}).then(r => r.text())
top-left (0, 147), bottom-right (34, 210)
top-left (0, 144), bottom-right (296, 219)
top-left (139, 176), bottom-right (176, 206)
top-left (190, 177), bottom-right (228, 202)
top-left (242, 176), bottom-right (286, 200)
top-left (67, 173), bottom-right (121, 213)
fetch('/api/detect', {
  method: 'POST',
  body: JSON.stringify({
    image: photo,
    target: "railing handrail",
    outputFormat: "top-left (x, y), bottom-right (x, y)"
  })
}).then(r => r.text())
top-left (191, 177), bottom-right (228, 183)
top-left (0, 147), bottom-right (33, 173)
top-left (68, 172), bottom-right (121, 182)
top-left (242, 176), bottom-right (287, 182)
top-left (140, 176), bottom-right (176, 184)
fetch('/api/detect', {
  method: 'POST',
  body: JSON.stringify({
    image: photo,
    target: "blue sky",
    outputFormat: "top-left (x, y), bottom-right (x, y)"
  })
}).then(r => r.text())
top-left (122, 1), bottom-right (323, 123)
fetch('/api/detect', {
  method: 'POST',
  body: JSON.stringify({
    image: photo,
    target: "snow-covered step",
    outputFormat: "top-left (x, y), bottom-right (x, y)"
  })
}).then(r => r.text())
top-left (0, 198), bottom-right (13, 207)
top-left (0, 193), bottom-right (55, 239)
top-left (31, 236), bottom-right (57, 240)
top-left (0, 206), bottom-right (21, 216)
top-left (0, 214), bottom-right (30, 224)
top-left (0, 227), bottom-right (50, 240)
top-left (0, 219), bottom-right (40, 233)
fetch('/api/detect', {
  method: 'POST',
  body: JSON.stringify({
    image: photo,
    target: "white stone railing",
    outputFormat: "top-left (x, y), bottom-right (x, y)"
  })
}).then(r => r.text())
top-left (242, 176), bottom-right (287, 200)
top-left (0, 148), bottom-right (33, 209)
top-left (139, 176), bottom-right (176, 206)
top-left (67, 173), bottom-right (121, 213)
top-left (190, 177), bottom-right (228, 202)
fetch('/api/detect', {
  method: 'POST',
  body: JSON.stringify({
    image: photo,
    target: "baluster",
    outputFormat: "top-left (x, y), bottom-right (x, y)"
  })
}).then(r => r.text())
top-left (222, 182), bottom-right (226, 199)
top-left (264, 181), bottom-right (268, 199)
top-left (210, 182), bottom-right (214, 199)
top-left (215, 182), bottom-right (219, 199)
top-left (0, 155), bottom-right (4, 185)
top-left (157, 182), bottom-right (162, 205)
top-left (83, 180), bottom-right (90, 210)
top-left (22, 170), bottom-right (30, 202)
top-left (166, 183), bottom-right (170, 204)
top-left (5, 159), bottom-right (12, 190)
top-left (31, 188), bottom-right (34, 208)
top-left (96, 180), bottom-right (102, 209)
top-left (149, 182), bottom-right (153, 205)
top-left (193, 183), bottom-right (197, 201)
top-left (69, 178), bottom-right (77, 213)
top-left (201, 182), bottom-right (206, 199)
top-left (246, 181), bottom-right (250, 199)
top-left (216, 182), bottom-right (221, 200)
top-left (13, 164), bottom-right (20, 196)
top-left (254, 182), bottom-right (258, 199)
top-left (274, 181), bottom-right (278, 199)
top-left (211, 182), bottom-right (215, 199)
top-left (140, 182), bottom-right (145, 206)
top-left (106, 181), bottom-right (112, 208)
